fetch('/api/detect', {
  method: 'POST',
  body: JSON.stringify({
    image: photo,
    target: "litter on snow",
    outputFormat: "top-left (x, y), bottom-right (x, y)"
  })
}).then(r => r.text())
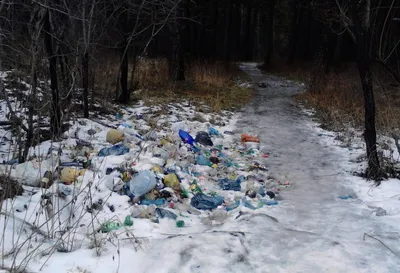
top-left (0, 100), bottom-right (291, 264)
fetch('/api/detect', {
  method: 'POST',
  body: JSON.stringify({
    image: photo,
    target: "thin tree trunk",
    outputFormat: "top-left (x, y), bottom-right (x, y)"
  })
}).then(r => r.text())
top-left (130, 47), bottom-right (137, 90)
top-left (351, 0), bottom-right (383, 180)
top-left (244, 1), bottom-right (253, 60)
top-left (333, 33), bottom-right (343, 72)
top-left (22, 54), bottom-right (37, 163)
top-left (287, 0), bottom-right (301, 64)
top-left (118, 39), bottom-right (129, 103)
top-left (223, 1), bottom-right (232, 62)
top-left (168, 15), bottom-right (185, 81)
top-left (43, 9), bottom-right (61, 139)
top-left (264, 0), bottom-right (277, 65)
top-left (82, 52), bottom-right (89, 118)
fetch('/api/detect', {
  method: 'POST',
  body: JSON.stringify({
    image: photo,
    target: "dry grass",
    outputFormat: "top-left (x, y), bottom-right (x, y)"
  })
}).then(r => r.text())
top-left (261, 59), bottom-right (400, 133)
top-left (92, 54), bottom-right (253, 112)
top-left (134, 58), bottom-right (253, 111)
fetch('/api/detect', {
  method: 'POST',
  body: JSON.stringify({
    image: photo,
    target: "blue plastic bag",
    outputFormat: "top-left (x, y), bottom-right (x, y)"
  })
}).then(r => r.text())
top-left (242, 197), bottom-right (258, 210)
top-left (126, 170), bottom-right (157, 198)
top-left (196, 154), bottom-right (212, 166)
top-left (190, 193), bottom-right (224, 210)
top-left (98, 144), bottom-right (130, 157)
top-left (218, 178), bottom-right (241, 191)
top-left (120, 123), bottom-right (132, 128)
top-left (260, 199), bottom-right (278, 206)
top-left (155, 208), bottom-right (178, 220)
top-left (209, 127), bottom-right (220, 136)
top-left (225, 200), bottom-right (240, 211)
top-left (179, 130), bottom-right (195, 145)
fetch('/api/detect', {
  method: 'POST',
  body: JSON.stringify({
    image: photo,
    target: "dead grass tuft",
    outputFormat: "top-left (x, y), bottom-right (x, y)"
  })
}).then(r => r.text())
top-left (261, 59), bottom-right (400, 133)
top-left (0, 175), bottom-right (24, 203)
top-left (92, 54), bottom-right (253, 112)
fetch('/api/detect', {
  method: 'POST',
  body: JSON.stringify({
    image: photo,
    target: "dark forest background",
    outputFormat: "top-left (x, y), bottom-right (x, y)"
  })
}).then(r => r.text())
top-left (0, 0), bottom-right (399, 178)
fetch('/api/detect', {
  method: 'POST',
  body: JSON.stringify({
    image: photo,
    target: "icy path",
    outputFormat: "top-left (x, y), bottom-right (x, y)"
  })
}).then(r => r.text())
top-left (131, 63), bottom-right (400, 273)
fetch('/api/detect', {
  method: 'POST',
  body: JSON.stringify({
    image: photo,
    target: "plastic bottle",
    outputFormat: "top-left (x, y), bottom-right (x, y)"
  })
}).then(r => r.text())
top-left (176, 220), bottom-right (185, 227)
top-left (260, 199), bottom-right (278, 206)
top-left (101, 222), bottom-right (122, 233)
top-left (140, 199), bottom-right (166, 206)
top-left (124, 216), bottom-right (133, 226)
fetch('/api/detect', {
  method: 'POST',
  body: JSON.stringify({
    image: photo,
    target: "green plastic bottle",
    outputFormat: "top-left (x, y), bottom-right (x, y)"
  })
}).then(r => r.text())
top-left (176, 220), bottom-right (185, 228)
top-left (124, 216), bottom-right (133, 226)
top-left (101, 222), bottom-right (121, 233)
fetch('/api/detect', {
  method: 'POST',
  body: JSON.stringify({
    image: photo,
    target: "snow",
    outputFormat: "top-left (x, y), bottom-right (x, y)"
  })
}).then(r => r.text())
top-left (0, 63), bottom-right (399, 272)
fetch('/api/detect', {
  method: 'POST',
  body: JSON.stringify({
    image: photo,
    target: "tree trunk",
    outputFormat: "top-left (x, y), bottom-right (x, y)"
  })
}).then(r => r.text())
top-left (223, 1), bottom-right (232, 62)
top-left (168, 16), bottom-right (185, 82)
top-left (351, 0), bottom-right (383, 180)
top-left (264, 0), bottom-right (277, 65)
top-left (118, 40), bottom-right (129, 103)
top-left (43, 9), bottom-right (61, 139)
top-left (333, 33), bottom-right (343, 72)
top-left (244, 1), bottom-right (253, 60)
top-left (22, 53), bottom-right (37, 163)
top-left (82, 52), bottom-right (89, 118)
top-left (287, 0), bottom-right (301, 64)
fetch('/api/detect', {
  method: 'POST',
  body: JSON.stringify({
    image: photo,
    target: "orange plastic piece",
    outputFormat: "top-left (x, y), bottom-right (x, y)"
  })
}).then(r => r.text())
top-left (241, 134), bottom-right (260, 143)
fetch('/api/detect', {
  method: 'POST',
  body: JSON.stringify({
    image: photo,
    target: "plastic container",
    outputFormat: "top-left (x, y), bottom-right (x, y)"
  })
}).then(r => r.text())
top-left (140, 199), bottom-right (166, 206)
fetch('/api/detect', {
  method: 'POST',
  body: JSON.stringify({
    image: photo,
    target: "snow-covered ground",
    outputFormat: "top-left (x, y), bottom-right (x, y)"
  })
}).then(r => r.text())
top-left (1, 63), bottom-right (399, 273)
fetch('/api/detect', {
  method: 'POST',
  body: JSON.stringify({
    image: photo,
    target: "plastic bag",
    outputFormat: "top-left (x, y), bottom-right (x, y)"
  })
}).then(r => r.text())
top-left (127, 170), bottom-right (157, 198)
top-left (179, 130), bottom-right (195, 145)
top-left (190, 193), bottom-right (224, 210)
top-left (225, 200), bottom-right (240, 211)
top-left (13, 155), bottom-right (58, 187)
top-left (98, 144), bottom-right (130, 157)
top-left (155, 208), bottom-right (177, 220)
top-left (241, 134), bottom-right (260, 143)
top-left (195, 131), bottom-right (213, 146)
top-left (163, 173), bottom-right (181, 190)
top-left (130, 205), bottom-right (156, 219)
top-left (218, 178), bottom-right (241, 191)
top-left (60, 167), bottom-right (85, 184)
top-left (196, 154), bottom-right (212, 167)
top-left (209, 127), bottom-right (220, 136)
top-left (106, 129), bottom-right (125, 144)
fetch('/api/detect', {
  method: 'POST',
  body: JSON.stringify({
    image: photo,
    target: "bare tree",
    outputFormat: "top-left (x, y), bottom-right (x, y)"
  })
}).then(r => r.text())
top-left (43, 6), bottom-right (62, 138)
top-left (333, 0), bottom-right (386, 180)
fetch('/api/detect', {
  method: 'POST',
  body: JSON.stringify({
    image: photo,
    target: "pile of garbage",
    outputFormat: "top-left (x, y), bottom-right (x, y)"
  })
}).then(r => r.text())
top-left (0, 102), bottom-right (291, 237)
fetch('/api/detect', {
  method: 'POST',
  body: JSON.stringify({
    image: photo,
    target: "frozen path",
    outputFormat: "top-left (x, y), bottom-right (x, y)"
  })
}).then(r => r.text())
top-left (138, 63), bottom-right (400, 273)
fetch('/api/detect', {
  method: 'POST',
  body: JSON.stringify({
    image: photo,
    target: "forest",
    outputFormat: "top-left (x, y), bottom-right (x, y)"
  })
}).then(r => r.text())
top-left (0, 0), bottom-right (399, 177)
top-left (1, 1), bottom-right (400, 272)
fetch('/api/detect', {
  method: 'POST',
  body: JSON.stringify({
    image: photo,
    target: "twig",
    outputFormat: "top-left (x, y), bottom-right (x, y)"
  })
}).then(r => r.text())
top-left (0, 211), bottom-right (48, 238)
top-left (363, 233), bottom-right (399, 256)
